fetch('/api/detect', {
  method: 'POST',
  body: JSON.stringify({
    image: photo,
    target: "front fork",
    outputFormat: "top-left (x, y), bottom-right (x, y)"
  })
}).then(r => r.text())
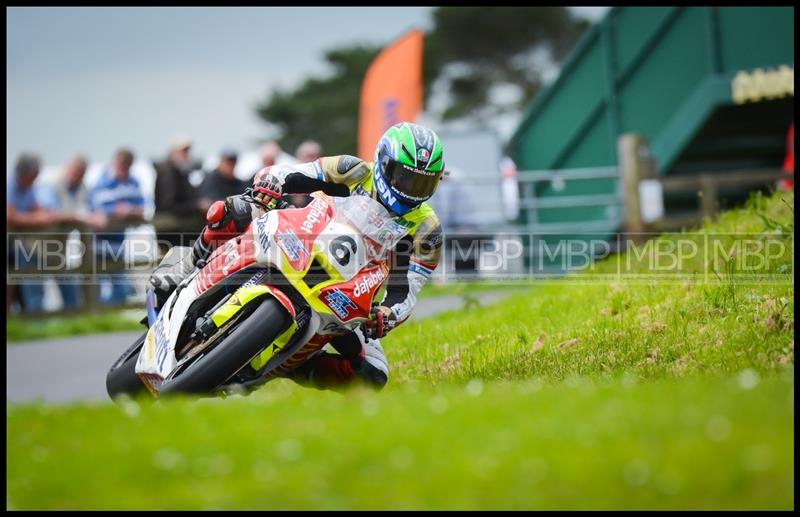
top-left (145, 287), bottom-right (159, 328)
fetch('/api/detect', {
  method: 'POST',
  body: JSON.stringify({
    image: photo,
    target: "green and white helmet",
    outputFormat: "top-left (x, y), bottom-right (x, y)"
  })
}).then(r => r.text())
top-left (373, 122), bottom-right (445, 216)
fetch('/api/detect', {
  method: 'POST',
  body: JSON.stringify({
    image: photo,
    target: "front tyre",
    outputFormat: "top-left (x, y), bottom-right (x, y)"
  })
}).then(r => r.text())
top-left (158, 297), bottom-right (292, 396)
top-left (106, 331), bottom-right (149, 400)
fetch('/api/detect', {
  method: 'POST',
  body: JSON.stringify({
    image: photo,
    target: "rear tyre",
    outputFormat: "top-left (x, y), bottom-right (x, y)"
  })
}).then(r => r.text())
top-left (158, 297), bottom-right (292, 396)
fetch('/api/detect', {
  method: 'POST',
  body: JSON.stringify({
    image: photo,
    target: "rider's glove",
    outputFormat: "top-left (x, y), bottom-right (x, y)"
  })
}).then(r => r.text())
top-left (204, 199), bottom-right (232, 231)
top-left (251, 174), bottom-right (283, 211)
top-left (364, 305), bottom-right (398, 339)
top-left (205, 195), bottom-right (255, 230)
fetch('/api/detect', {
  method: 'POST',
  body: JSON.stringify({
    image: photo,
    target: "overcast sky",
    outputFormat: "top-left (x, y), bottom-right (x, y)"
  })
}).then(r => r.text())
top-left (7, 6), bottom-right (610, 171)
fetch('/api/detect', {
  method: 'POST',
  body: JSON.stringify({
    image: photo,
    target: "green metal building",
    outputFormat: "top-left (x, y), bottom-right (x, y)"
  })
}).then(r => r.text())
top-left (509, 6), bottom-right (794, 241)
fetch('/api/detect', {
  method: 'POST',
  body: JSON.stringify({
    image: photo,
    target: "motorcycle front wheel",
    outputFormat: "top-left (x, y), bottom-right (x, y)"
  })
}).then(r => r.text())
top-left (106, 331), bottom-right (149, 400)
top-left (158, 297), bottom-right (293, 396)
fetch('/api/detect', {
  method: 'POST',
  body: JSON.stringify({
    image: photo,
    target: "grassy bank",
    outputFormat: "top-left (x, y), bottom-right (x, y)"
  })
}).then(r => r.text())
top-left (6, 191), bottom-right (794, 509)
top-left (386, 192), bottom-right (794, 384)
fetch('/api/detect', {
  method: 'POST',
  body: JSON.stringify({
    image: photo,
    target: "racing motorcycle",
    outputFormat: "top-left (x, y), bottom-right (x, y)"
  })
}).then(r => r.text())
top-left (105, 191), bottom-right (407, 399)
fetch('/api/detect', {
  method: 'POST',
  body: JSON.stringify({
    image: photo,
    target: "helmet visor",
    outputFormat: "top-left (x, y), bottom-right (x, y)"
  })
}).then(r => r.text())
top-left (383, 158), bottom-right (441, 204)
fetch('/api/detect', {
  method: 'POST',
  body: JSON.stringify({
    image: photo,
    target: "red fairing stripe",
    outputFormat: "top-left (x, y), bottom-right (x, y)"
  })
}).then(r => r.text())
top-left (193, 232), bottom-right (257, 295)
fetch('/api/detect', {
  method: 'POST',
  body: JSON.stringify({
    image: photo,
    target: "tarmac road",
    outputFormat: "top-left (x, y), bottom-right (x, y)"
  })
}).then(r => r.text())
top-left (7, 292), bottom-right (510, 404)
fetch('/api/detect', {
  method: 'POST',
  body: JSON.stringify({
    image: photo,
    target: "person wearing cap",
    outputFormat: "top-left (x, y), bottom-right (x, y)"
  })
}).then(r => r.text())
top-left (153, 135), bottom-right (206, 250)
top-left (199, 148), bottom-right (249, 205)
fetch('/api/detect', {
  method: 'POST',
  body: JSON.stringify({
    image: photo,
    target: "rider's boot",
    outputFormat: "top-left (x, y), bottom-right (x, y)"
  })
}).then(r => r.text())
top-left (148, 234), bottom-right (211, 303)
top-left (289, 331), bottom-right (389, 391)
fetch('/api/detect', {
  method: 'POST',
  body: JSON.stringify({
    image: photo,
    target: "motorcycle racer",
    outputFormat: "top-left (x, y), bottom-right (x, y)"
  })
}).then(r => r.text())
top-left (150, 122), bottom-right (446, 392)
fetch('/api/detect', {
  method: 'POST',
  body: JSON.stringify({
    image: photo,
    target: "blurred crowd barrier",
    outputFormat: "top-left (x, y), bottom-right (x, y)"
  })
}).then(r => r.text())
top-left (6, 139), bottom-right (315, 315)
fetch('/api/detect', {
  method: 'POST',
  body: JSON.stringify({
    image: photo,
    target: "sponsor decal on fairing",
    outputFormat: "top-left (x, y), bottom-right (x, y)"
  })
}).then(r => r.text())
top-left (299, 196), bottom-right (330, 235)
top-left (241, 270), bottom-right (267, 289)
top-left (276, 230), bottom-right (308, 262)
top-left (324, 288), bottom-right (359, 320)
top-left (255, 216), bottom-right (271, 254)
top-left (353, 266), bottom-right (387, 297)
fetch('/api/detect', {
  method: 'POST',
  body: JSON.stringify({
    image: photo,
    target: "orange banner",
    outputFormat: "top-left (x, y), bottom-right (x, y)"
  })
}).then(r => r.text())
top-left (358, 29), bottom-right (424, 161)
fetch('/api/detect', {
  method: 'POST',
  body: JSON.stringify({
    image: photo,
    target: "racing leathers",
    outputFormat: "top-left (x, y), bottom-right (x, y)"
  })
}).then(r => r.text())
top-left (153, 154), bottom-right (443, 391)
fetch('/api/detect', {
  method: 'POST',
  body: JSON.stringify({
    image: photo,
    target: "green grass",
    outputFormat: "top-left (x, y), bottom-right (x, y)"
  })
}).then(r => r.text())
top-left (386, 191), bottom-right (794, 385)
top-left (6, 375), bottom-right (793, 510)
top-left (6, 191), bottom-right (794, 509)
top-left (6, 308), bottom-right (146, 343)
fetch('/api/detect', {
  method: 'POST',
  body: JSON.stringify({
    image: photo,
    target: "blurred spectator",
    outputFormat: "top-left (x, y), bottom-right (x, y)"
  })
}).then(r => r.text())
top-left (89, 148), bottom-right (145, 306)
top-left (427, 166), bottom-right (479, 275)
top-left (260, 140), bottom-right (283, 169)
top-left (428, 166), bottom-right (477, 232)
top-left (39, 156), bottom-right (90, 213)
top-left (7, 153), bottom-right (101, 313)
top-left (499, 156), bottom-right (521, 222)
top-left (153, 135), bottom-right (205, 249)
top-left (37, 155), bottom-right (106, 310)
top-left (7, 153), bottom-right (47, 313)
top-left (295, 140), bottom-right (323, 163)
top-left (200, 147), bottom-right (249, 203)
